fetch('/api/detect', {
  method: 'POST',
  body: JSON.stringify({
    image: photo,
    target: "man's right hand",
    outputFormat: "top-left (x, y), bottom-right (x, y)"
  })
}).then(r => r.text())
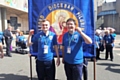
top-left (27, 30), bottom-right (34, 46)
top-left (29, 29), bottom-right (34, 36)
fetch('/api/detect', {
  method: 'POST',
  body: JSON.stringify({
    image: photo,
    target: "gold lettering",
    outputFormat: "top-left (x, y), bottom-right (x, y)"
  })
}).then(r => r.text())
top-left (80, 19), bottom-right (84, 23)
top-left (81, 22), bottom-right (85, 26)
top-left (53, 4), bottom-right (57, 9)
top-left (67, 5), bottom-right (70, 9)
top-left (57, 3), bottom-right (60, 8)
top-left (64, 4), bottom-right (67, 8)
top-left (76, 12), bottom-right (83, 19)
top-left (48, 6), bottom-right (52, 11)
top-left (70, 6), bottom-right (74, 11)
top-left (76, 12), bottom-right (80, 15)
top-left (60, 3), bottom-right (63, 8)
top-left (48, 3), bottom-right (76, 13)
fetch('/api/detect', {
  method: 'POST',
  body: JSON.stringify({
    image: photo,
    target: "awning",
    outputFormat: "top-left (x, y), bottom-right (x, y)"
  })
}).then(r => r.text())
top-left (0, 4), bottom-right (28, 19)
top-left (97, 10), bottom-right (117, 16)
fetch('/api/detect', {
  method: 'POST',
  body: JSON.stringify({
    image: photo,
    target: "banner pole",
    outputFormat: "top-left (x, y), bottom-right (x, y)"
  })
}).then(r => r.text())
top-left (94, 58), bottom-right (96, 80)
top-left (30, 56), bottom-right (32, 80)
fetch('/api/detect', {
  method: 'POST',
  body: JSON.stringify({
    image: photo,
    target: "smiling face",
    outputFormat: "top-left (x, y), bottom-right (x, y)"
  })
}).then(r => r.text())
top-left (41, 20), bottom-right (50, 32)
top-left (66, 18), bottom-right (76, 34)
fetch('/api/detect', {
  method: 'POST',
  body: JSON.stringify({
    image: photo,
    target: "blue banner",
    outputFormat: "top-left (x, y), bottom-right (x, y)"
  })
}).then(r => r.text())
top-left (28, 0), bottom-right (95, 58)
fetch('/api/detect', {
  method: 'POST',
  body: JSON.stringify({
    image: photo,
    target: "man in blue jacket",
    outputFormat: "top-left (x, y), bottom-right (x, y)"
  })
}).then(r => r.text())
top-left (62, 18), bottom-right (92, 80)
top-left (103, 30), bottom-right (114, 61)
top-left (27, 19), bottom-right (60, 80)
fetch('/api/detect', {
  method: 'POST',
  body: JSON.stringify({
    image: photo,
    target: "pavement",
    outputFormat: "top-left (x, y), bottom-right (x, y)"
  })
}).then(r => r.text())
top-left (0, 34), bottom-right (120, 80)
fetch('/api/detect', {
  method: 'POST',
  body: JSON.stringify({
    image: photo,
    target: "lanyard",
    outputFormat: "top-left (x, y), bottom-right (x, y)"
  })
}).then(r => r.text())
top-left (43, 32), bottom-right (51, 45)
top-left (68, 33), bottom-right (74, 46)
top-left (44, 36), bottom-right (48, 45)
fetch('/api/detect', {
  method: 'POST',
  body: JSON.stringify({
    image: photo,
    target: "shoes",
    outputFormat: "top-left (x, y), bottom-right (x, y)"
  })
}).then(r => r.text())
top-left (105, 58), bottom-right (108, 60)
top-left (5, 54), bottom-right (12, 57)
top-left (97, 57), bottom-right (101, 60)
top-left (110, 59), bottom-right (113, 61)
top-left (8, 55), bottom-right (12, 57)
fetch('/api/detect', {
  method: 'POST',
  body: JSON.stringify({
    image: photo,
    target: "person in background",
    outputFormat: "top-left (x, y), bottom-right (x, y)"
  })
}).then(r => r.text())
top-left (95, 29), bottom-right (102, 60)
top-left (103, 30), bottom-right (114, 61)
top-left (100, 27), bottom-right (106, 38)
top-left (0, 31), bottom-right (4, 58)
top-left (17, 31), bottom-right (27, 49)
top-left (62, 18), bottom-right (92, 80)
top-left (109, 28), bottom-right (116, 38)
top-left (15, 28), bottom-right (20, 46)
top-left (27, 19), bottom-right (60, 80)
top-left (18, 31), bottom-right (25, 42)
top-left (3, 26), bottom-right (13, 57)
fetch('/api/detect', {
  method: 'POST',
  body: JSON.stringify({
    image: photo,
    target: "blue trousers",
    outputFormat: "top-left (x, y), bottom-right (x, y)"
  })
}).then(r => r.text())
top-left (36, 59), bottom-right (55, 80)
top-left (64, 62), bottom-right (83, 80)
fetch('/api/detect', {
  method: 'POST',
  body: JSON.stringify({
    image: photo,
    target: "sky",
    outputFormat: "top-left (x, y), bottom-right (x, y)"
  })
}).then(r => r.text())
top-left (106, 0), bottom-right (116, 2)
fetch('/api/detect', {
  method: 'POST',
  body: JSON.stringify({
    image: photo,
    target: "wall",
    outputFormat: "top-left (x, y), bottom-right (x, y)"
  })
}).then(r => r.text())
top-left (94, 0), bottom-right (97, 25)
top-left (102, 2), bottom-right (116, 11)
top-left (104, 14), bottom-right (120, 33)
top-left (98, 2), bottom-right (116, 14)
top-left (0, 0), bottom-right (28, 12)
top-left (116, 0), bottom-right (120, 17)
top-left (0, 0), bottom-right (28, 32)
top-left (7, 13), bottom-right (28, 32)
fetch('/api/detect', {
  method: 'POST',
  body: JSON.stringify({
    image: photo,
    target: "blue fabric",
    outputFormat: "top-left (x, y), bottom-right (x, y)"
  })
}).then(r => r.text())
top-left (103, 34), bottom-right (114, 44)
top-left (95, 35), bottom-right (101, 48)
top-left (0, 32), bottom-right (3, 35)
top-left (28, 0), bottom-right (95, 57)
top-left (0, 32), bottom-right (3, 42)
top-left (62, 31), bottom-right (84, 64)
top-left (32, 31), bottom-right (57, 61)
top-left (18, 36), bottom-right (25, 42)
top-left (98, 10), bottom-right (117, 17)
top-left (111, 33), bottom-right (116, 38)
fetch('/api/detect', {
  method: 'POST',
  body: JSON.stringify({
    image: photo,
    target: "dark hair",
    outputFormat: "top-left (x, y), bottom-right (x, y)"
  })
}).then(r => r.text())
top-left (41, 19), bottom-right (50, 23)
top-left (66, 18), bottom-right (76, 25)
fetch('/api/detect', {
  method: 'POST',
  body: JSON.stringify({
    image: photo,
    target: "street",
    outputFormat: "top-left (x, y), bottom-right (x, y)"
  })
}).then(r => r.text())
top-left (0, 34), bottom-right (120, 80)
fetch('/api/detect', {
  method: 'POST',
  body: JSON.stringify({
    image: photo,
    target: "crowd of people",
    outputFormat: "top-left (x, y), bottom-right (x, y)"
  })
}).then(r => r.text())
top-left (95, 27), bottom-right (116, 61)
top-left (0, 25), bottom-right (26, 58)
